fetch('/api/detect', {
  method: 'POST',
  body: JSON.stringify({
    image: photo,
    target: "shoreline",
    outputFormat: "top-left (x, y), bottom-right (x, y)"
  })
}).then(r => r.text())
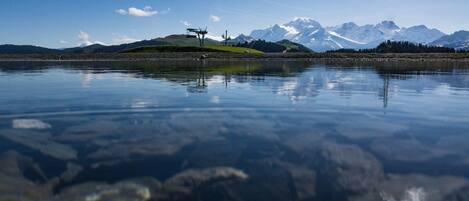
top-left (1, 52), bottom-right (469, 62)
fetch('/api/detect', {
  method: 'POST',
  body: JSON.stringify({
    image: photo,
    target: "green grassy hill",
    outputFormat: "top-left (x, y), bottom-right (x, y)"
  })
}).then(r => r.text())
top-left (235, 40), bottom-right (313, 53)
top-left (123, 45), bottom-right (262, 54)
top-left (152, 35), bottom-right (220, 46)
top-left (205, 45), bottom-right (263, 53)
top-left (276, 40), bottom-right (313, 53)
top-left (63, 35), bottom-right (222, 53)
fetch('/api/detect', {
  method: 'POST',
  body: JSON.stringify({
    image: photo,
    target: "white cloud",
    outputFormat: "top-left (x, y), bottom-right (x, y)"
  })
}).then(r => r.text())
top-left (113, 34), bottom-right (139, 44)
top-left (180, 20), bottom-right (191, 27)
top-left (78, 31), bottom-right (92, 46)
top-left (210, 15), bottom-right (221, 22)
top-left (59, 40), bottom-right (69, 44)
top-left (129, 6), bottom-right (157, 17)
top-left (78, 31), bottom-right (105, 46)
top-left (12, 119), bottom-right (51, 130)
top-left (115, 9), bottom-right (127, 15)
top-left (116, 6), bottom-right (158, 17)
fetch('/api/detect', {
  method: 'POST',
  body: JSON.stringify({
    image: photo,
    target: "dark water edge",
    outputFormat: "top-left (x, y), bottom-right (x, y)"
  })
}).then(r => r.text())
top-left (1, 60), bottom-right (469, 201)
top-left (1, 52), bottom-right (469, 61)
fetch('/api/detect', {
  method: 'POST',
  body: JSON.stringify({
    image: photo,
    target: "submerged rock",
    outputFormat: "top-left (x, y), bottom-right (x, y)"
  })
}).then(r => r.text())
top-left (0, 129), bottom-right (77, 160)
top-left (60, 163), bottom-right (83, 183)
top-left (163, 167), bottom-right (249, 193)
top-left (370, 139), bottom-right (452, 162)
top-left (52, 180), bottom-right (154, 201)
top-left (52, 167), bottom-right (248, 201)
top-left (353, 174), bottom-right (468, 201)
top-left (276, 161), bottom-right (317, 200)
top-left (318, 142), bottom-right (385, 193)
top-left (0, 151), bottom-right (57, 201)
top-left (443, 185), bottom-right (469, 201)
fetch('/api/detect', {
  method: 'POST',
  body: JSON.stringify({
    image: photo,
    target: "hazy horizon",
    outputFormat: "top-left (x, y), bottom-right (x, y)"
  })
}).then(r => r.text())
top-left (1, 0), bottom-right (469, 48)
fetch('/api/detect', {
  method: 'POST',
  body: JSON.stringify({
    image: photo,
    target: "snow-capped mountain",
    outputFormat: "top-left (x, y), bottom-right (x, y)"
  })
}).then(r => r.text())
top-left (249, 18), bottom-right (447, 52)
top-left (392, 25), bottom-right (446, 44)
top-left (250, 18), bottom-right (369, 52)
top-left (229, 34), bottom-right (255, 44)
top-left (429, 31), bottom-right (469, 50)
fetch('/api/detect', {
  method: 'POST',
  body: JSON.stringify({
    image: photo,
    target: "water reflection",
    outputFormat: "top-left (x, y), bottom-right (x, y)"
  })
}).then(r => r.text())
top-left (0, 60), bottom-right (469, 201)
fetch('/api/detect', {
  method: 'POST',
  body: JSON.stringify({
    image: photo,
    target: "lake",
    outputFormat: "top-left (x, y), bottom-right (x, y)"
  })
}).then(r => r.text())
top-left (0, 60), bottom-right (469, 201)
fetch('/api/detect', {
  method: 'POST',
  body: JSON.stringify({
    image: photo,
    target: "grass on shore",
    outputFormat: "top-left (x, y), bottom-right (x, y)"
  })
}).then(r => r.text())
top-left (122, 45), bottom-right (263, 54)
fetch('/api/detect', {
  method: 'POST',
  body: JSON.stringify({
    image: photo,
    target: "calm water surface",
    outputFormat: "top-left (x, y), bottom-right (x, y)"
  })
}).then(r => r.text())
top-left (0, 60), bottom-right (469, 201)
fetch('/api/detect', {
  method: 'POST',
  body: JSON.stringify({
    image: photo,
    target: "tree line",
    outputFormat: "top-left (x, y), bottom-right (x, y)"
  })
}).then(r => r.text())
top-left (328, 40), bottom-right (458, 53)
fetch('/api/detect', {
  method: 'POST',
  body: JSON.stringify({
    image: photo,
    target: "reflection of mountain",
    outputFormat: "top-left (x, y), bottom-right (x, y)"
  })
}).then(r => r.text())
top-left (1, 60), bottom-right (468, 106)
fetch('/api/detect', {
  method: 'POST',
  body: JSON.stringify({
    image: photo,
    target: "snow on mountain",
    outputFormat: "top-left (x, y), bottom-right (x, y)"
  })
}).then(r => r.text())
top-left (229, 34), bottom-right (255, 44)
top-left (430, 30), bottom-right (469, 50)
top-left (328, 22), bottom-right (385, 44)
top-left (249, 18), bottom-right (448, 52)
top-left (250, 18), bottom-right (366, 52)
top-left (393, 25), bottom-right (446, 44)
top-left (250, 24), bottom-right (289, 42)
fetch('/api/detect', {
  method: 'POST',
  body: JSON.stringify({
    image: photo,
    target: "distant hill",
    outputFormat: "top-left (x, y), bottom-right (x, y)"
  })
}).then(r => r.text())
top-left (235, 39), bottom-right (313, 53)
top-left (0, 44), bottom-right (60, 54)
top-left (123, 45), bottom-right (263, 54)
top-left (0, 35), bottom-right (307, 54)
top-left (63, 35), bottom-right (221, 53)
top-left (63, 44), bottom-right (108, 53)
top-left (430, 31), bottom-right (469, 50)
top-left (328, 40), bottom-right (455, 53)
top-left (276, 40), bottom-right (313, 53)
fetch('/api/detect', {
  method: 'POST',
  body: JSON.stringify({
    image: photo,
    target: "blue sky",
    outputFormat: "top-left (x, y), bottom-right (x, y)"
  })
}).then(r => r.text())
top-left (1, 0), bottom-right (469, 48)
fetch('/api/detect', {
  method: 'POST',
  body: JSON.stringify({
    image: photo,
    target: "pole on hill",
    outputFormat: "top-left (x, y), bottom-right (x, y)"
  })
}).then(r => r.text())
top-left (222, 30), bottom-right (231, 46)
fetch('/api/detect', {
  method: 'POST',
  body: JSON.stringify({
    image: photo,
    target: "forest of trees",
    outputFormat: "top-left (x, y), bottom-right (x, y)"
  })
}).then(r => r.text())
top-left (328, 40), bottom-right (457, 53)
top-left (235, 40), bottom-right (287, 53)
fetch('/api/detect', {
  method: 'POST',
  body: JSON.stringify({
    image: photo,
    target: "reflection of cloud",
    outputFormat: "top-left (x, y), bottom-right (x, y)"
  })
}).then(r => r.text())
top-left (130, 99), bottom-right (153, 109)
top-left (337, 119), bottom-right (407, 139)
top-left (12, 119), bottom-right (51, 130)
top-left (82, 73), bottom-right (103, 88)
top-left (211, 96), bottom-right (220, 104)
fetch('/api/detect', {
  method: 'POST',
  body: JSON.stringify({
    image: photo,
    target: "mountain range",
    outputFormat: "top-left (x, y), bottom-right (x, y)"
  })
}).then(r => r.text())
top-left (1, 18), bottom-right (469, 54)
top-left (246, 18), bottom-right (469, 52)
